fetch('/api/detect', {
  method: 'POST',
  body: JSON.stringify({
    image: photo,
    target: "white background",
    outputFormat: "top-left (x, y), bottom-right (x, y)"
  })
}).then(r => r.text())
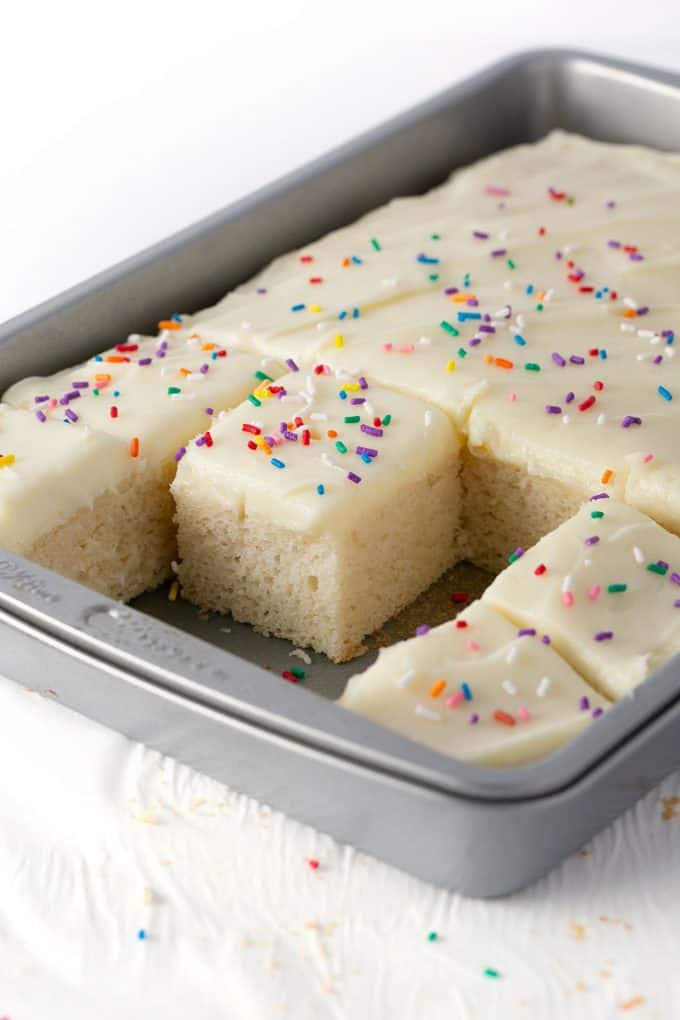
top-left (2, 3), bottom-right (680, 1018)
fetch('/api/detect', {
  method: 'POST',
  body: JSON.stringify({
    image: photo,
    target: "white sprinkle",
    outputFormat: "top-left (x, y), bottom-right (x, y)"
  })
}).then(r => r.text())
top-left (562, 573), bottom-right (573, 593)
top-left (310, 412), bottom-right (328, 421)
top-left (419, 335), bottom-right (432, 345)
top-left (666, 347), bottom-right (675, 359)
top-left (396, 669), bottom-right (416, 688)
top-left (415, 704), bottom-right (441, 721)
top-left (544, 288), bottom-right (555, 303)
top-left (424, 410), bottom-right (433, 428)
top-left (290, 648), bottom-right (312, 665)
top-left (171, 560), bottom-right (180, 575)
top-left (650, 335), bottom-right (661, 346)
top-left (494, 305), bottom-right (512, 319)
top-left (583, 558), bottom-right (593, 568)
top-left (537, 676), bottom-right (552, 697)
top-left (516, 313), bottom-right (526, 329)
top-left (636, 353), bottom-right (648, 361)
top-left (637, 329), bottom-right (656, 339)
top-left (620, 322), bottom-right (636, 333)
top-left (503, 279), bottom-right (513, 290)
top-left (506, 646), bottom-right (518, 664)
top-left (596, 413), bottom-right (606, 425)
top-left (321, 453), bottom-right (344, 473)
top-left (305, 375), bottom-right (317, 396)
top-left (562, 414), bottom-right (570, 425)
top-left (502, 680), bottom-right (517, 696)
top-left (381, 278), bottom-right (398, 287)
top-left (633, 545), bottom-right (645, 564)
top-left (623, 296), bottom-right (638, 309)
top-left (364, 401), bottom-right (375, 417)
top-left (335, 368), bottom-right (354, 382)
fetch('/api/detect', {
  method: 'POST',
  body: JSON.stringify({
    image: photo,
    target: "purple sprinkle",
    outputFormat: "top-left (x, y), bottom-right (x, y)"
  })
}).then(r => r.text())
top-left (541, 634), bottom-right (551, 645)
top-left (569, 355), bottom-right (585, 365)
top-left (590, 492), bottom-right (610, 501)
top-left (637, 306), bottom-right (650, 316)
top-left (621, 415), bottom-right (642, 428)
top-left (204, 407), bottom-right (214, 416)
top-left (64, 408), bottom-right (78, 422)
top-left (467, 299), bottom-right (479, 307)
top-left (138, 357), bottom-right (153, 366)
top-left (174, 446), bottom-right (186, 462)
top-left (490, 248), bottom-right (507, 257)
top-left (469, 337), bottom-right (482, 347)
top-left (555, 251), bottom-right (563, 260)
top-left (34, 395), bottom-right (50, 404)
top-left (594, 631), bottom-right (614, 642)
top-left (592, 707), bottom-right (604, 718)
top-left (415, 625), bottom-right (430, 637)
top-left (517, 628), bottom-right (536, 637)
top-left (479, 325), bottom-right (495, 334)
top-left (195, 435), bottom-right (206, 446)
top-left (511, 547), bottom-right (524, 560)
top-left (284, 431), bottom-right (298, 442)
top-left (654, 355), bottom-right (663, 364)
top-left (72, 380), bottom-right (89, 389)
top-left (358, 376), bottom-right (368, 390)
top-left (662, 329), bottom-right (674, 338)
top-left (156, 350), bottom-right (166, 359)
top-left (59, 390), bottom-right (80, 405)
top-left (629, 252), bottom-right (644, 262)
top-left (473, 230), bottom-right (490, 239)
top-left (35, 410), bottom-right (46, 423)
top-left (607, 240), bottom-right (621, 249)
top-left (671, 572), bottom-right (680, 586)
top-left (444, 287), bottom-right (458, 295)
top-left (264, 435), bottom-right (276, 447)
top-left (360, 424), bottom-right (383, 437)
top-left (347, 471), bottom-right (362, 484)
top-left (199, 364), bottom-right (209, 374)
top-left (483, 313), bottom-right (491, 322)
top-left (674, 599), bottom-right (680, 608)
top-left (285, 358), bottom-right (299, 373)
top-left (565, 391), bottom-right (575, 404)
top-left (157, 340), bottom-right (168, 350)
top-left (276, 388), bottom-right (287, 399)
top-left (606, 200), bottom-right (616, 209)
top-left (469, 713), bottom-right (479, 725)
top-left (355, 446), bottom-right (378, 458)
top-left (585, 535), bottom-right (600, 546)
top-left (350, 397), bottom-right (366, 405)
top-left (279, 421), bottom-right (287, 434)
top-left (552, 352), bottom-right (566, 367)
top-left (545, 404), bottom-right (561, 415)
top-left (256, 287), bottom-right (267, 295)
top-left (579, 696), bottom-right (590, 711)
top-left (658, 560), bottom-right (670, 571)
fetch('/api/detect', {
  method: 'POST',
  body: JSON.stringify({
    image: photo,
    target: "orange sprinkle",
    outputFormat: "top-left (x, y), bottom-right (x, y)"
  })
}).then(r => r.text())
top-left (327, 429), bottom-right (338, 439)
top-left (495, 357), bottom-right (514, 369)
top-left (484, 353), bottom-right (494, 364)
top-left (94, 373), bottom-right (112, 382)
top-left (201, 342), bottom-right (217, 351)
top-left (451, 292), bottom-right (477, 303)
top-left (341, 257), bottom-right (351, 267)
top-left (430, 679), bottom-right (446, 699)
top-left (105, 356), bottom-right (129, 364)
top-left (623, 309), bottom-right (637, 318)
top-left (129, 437), bottom-right (140, 458)
top-left (536, 290), bottom-right (546, 301)
top-left (601, 468), bottom-right (614, 484)
top-left (158, 320), bottom-right (181, 330)
top-left (494, 710), bottom-right (516, 727)
top-left (179, 368), bottom-right (192, 377)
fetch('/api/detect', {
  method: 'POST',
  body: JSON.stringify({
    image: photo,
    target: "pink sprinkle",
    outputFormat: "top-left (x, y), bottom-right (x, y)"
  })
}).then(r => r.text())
top-left (382, 342), bottom-right (393, 352)
top-left (643, 453), bottom-right (654, 464)
top-left (516, 707), bottom-right (531, 722)
top-left (485, 186), bottom-right (511, 196)
top-left (445, 691), bottom-right (465, 709)
top-left (509, 392), bottom-right (517, 402)
top-left (467, 640), bottom-right (480, 652)
top-left (48, 398), bottom-right (58, 410)
top-left (588, 584), bottom-right (601, 601)
top-left (397, 343), bottom-right (415, 353)
top-left (562, 591), bottom-right (574, 607)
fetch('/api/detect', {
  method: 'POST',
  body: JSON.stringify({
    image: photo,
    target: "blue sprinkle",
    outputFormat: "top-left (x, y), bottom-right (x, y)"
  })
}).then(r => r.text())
top-left (339, 390), bottom-right (347, 400)
top-left (271, 458), bottom-right (285, 469)
top-left (658, 385), bottom-right (673, 402)
top-left (513, 334), bottom-right (526, 346)
top-left (94, 355), bottom-right (103, 362)
top-left (171, 313), bottom-right (182, 322)
top-left (338, 310), bottom-right (347, 320)
top-left (291, 303), bottom-right (306, 312)
top-left (351, 255), bottom-right (363, 265)
top-left (113, 390), bottom-right (120, 397)
top-left (599, 349), bottom-right (607, 360)
top-left (457, 311), bottom-right (482, 322)
top-left (316, 484), bottom-right (325, 495)
top-left (525, 284), bottom-right (534, 295)
top-left (595, 290), bottom-right (603, 299)
top-left (137, 929), bottom-right (147, 941)
top-left (352, 307), bottom-right (360, 319)
top-left (416, 254), bottom-right (440, 265)
top-left (461, 682), bottom-right (472, 701)
top-left (360, 453), bottom-right (372, 464)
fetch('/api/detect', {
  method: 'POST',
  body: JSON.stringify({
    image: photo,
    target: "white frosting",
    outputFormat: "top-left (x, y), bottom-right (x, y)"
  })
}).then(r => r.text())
top-left (4, 329), bottom-right (269, 469)
top-left (171, 369), bottom-right (459, 533)
top-left (0, 404), bottom-right (135, 553)
top-left (339, 600), bottom-right (607, 766)
top-left (483, 499), bottom-right (680, 699)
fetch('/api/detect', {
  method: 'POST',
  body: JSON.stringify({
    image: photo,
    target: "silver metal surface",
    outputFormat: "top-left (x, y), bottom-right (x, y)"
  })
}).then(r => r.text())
top-left (2, 48), bottom-right (680, 894)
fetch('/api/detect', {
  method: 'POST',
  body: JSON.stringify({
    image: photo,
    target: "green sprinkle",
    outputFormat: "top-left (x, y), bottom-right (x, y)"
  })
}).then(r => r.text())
top-left (92, 388), bottom-right (100, 396)
top-left (484, 968), bottom-right (501, 980)
top-left (524, 362), bottom-right (540, 372)
top-left (427, 931), bottom-right (438, 942)
top-left (167, 386), bottom-right (181, 395)
top-left (508, 552), bottom-right (520, 564)
top-left (382, 414), bottom-right (392, 426)
top-left (535, 303), bottom-right (544, 312)
top-left (431, 233), bottom-right (441, 241)
top-left (566, 196), bottom-right (575, 205)
top-left (608, 583), bottom-right (627, 593)
top-left (647, 562), bottom-right (668, 576)
top-left (289, 667), bottom-right (305, 680)
top-left (506, 258), bottom-right (516, 270)
top-left (457, 347), bottom-right (468, 359)
top-left (591, 510), bottom-right (605, 519)
top-left (254, 370), bottom-right (273, 382)
top-left (344, 415), bottom-right (360, 424)
top-left (370, 238), bottom-right (381, 251)
top-left (440, 320), bottom-right (459, 337)
top-left (428, 273), bottom-right (439, 282)
top-left (247, 394), bottom-right (262, 407)
top-left (335, 440), bottom-right (347, 454)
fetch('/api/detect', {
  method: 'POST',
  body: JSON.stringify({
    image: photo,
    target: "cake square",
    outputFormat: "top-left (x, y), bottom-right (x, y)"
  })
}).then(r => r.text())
top-left (172, 368), bottom-right (462, 661)
top-left (339, 600), bottom-right (608, 766)
top-left (483, 499), bottom-right (680, 700)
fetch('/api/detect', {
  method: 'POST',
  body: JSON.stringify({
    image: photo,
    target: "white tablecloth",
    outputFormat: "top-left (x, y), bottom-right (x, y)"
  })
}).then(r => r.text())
top-left (0, 671), bottom-right (676, 1019)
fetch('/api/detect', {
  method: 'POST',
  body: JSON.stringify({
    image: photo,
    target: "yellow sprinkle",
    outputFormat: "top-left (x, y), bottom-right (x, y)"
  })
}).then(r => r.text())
top-left (343, 383), bottom-right (361, 392)
top-left (0, 454), bottom-right (15, 469)
top-left (309, 304), bottom-right (323, 314)
top-left (255, 436), bottom-right (273, 456)
top-left (335, 334), bottom-right (345, 348)
top-left (446, 360), bottom-right (456, 372)
top-left (430, 679), bottom-right (446, 698)
top-left (168, 580), bottom-right (180, 602)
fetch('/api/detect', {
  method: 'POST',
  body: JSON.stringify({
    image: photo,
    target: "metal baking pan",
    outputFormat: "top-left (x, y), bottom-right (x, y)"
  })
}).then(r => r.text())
top-left (2, 48), bottom-right (680, 897)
